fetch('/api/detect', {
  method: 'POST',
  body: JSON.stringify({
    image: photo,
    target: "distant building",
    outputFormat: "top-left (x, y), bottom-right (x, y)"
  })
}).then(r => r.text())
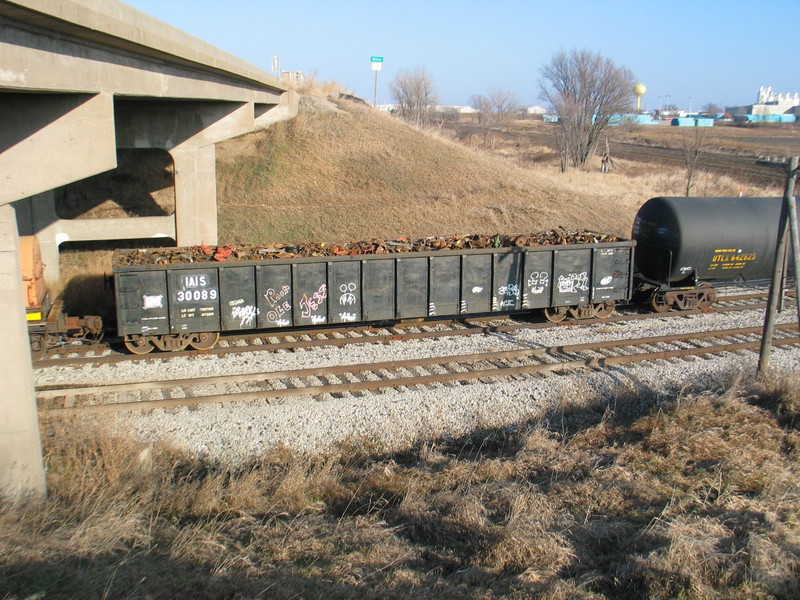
top-left (441, 106), bottom-right (477, 114)
top-left (727, 86), bottom-right (800, 116)
top-left (526, 105), bottom-right (547, 115)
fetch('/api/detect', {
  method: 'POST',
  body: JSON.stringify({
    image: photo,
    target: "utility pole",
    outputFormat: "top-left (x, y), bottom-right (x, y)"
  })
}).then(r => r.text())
top-left (757, 156), bottom-right (800, 375)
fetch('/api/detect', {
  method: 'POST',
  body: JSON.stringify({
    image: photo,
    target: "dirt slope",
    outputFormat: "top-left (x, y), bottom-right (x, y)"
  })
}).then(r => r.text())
top-left (215, 98), bottom-right (682, 244)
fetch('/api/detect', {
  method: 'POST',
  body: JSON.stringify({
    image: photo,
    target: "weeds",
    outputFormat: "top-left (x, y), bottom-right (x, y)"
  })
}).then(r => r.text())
top-left (2, 375), bottom-right (798, 598)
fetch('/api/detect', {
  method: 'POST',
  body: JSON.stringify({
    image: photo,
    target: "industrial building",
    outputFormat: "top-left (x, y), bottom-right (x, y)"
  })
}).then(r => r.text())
top-left (727, 86), bottom-right (799, 121)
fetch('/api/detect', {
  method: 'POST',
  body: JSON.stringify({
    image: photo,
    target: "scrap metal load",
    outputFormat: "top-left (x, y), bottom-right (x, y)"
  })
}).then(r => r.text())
top-left (116, 229), bottom-right (622, 266)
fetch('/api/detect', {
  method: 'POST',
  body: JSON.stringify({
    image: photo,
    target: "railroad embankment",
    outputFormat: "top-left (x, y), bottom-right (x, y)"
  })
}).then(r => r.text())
top-left (214, 97), bottom-right (777, 245)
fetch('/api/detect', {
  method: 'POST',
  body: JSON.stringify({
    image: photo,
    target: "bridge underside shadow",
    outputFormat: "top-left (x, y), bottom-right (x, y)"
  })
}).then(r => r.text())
top-left (11, 95), bottom-right (295, 284)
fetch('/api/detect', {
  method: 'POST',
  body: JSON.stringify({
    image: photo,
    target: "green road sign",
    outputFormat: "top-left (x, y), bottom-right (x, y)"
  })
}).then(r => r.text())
top-left (370, 56), bottom-right (384, 62)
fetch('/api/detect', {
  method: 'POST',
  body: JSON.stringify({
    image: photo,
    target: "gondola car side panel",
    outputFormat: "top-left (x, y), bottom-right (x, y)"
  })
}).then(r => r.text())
top-left (460, 254), bottom-right (492, 314)
top-left (116, 271), bottom-right (170, 336)
top-left (257, 264), bottom-right (292, 328)
top-left (293, 262), bottom-right (328, 326)
top-left (492, 253), bottom-right (522, 311)
top-left (167, 268), bottom-right (220, 333)
top-left (362, 259), bottom-right (395, 321)
top-left (522, 250), bottom-right (552, 309)
top-left (429, 255), bottom-right (460, 316)
top-left (591, 247), bottom-right (631, 302)
top-left (329, 260), bottom-right (361, 324)
top-left (552, 249), bottom-right (591, 306)
top-left (220, 266), bottom-right (258, 331)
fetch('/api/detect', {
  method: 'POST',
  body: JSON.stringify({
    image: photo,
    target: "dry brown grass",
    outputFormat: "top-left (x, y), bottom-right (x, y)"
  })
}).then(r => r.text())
top-left (3, 374), bottom-right (798, 599)
top-left (612, 121), bottom-right (800, 157)
top-left (215, 99), bottom-right (781, 245)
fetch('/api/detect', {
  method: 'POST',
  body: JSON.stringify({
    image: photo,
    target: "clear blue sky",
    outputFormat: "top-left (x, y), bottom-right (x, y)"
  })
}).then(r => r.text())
top-left (124, 0), bottom-right (797, 111)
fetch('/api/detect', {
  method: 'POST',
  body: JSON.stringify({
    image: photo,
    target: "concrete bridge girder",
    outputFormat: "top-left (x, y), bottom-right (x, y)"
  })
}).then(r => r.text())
top-left (0, 8), bottom-right (286, 105)
top-left (0, 92), bottom-right (117, 206)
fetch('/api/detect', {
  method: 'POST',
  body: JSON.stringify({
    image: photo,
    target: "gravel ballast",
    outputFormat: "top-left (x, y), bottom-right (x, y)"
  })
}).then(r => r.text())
top-left (35, 304), bottom-right (800, 465)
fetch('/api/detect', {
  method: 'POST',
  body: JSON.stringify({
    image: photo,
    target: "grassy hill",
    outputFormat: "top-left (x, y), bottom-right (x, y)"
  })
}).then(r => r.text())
top-left (215, 97), bottom-right (771, 245)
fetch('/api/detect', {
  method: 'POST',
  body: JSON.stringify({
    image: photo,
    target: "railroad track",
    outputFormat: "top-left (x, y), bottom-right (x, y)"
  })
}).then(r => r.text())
top-left (455, 125), bottom-right (789, 187)
top-left (33, 291), bottom-right (785, 368)
top-left (37, 324), bottom-right (800, 416)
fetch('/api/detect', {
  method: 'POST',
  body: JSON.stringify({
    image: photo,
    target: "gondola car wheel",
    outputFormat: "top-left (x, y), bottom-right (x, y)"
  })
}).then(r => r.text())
top-left (544, 306), bottom-right (568, 323)
top-left (190, 332), bottom-right (220, 350)
top-left (125, 335), bottom-right (154, 354)
top-left (594, 301), bottom-right (615, 318)
top-left (650, 292), bottom-right (672, 313)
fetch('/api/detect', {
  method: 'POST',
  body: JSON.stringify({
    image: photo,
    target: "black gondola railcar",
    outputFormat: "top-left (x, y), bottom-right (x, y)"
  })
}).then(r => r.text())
top-left (113, 240), bottom-right (635, 353)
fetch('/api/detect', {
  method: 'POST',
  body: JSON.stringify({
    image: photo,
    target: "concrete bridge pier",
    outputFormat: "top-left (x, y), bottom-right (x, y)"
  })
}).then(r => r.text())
top-left (114, 100), bottom-right (256, 246)
top-left (171, 144), bottom-right (219, 246)
top-left (15, 190), bottom-right (176, 285)
top-left (0, 204), bottom-right (46, 499)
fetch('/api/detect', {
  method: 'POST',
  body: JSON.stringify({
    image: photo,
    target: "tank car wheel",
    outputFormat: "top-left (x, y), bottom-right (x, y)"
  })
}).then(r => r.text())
top-left (544, 306), bottom-right (568, 323)
top-left (190, 332), bottom-right (219, 350)
top-left (697, 283), bottom-right (717, 309)
top-left (594, 302), bottom-right (616, 319)
top-left (650, 292), bottom-right (672, 313)
top-left (125, 336), bottom-right (155, 354)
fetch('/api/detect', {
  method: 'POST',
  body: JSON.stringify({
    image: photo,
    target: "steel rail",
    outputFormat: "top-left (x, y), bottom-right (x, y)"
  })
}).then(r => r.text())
top-left (38, 324), bottom-right (800, 416)
top-left (33, 292), bottom-right (788, 368)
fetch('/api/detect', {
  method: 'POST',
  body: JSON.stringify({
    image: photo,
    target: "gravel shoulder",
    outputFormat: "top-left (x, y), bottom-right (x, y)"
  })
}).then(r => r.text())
top-left (36, 305), bottom-right (800, 465)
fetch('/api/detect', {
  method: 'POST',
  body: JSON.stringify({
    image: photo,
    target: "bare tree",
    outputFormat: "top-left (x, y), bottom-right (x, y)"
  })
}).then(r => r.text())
top-left (700, 102), bottom-right (723, 116)
top-left (539, 49), bottom-right (636, 171)
top-left (389, 67), bottom-right (439, 128)
top-left (662, 103), bottom-right (680, 117)
top-left (487, 87), bottom-right (521, 128)
top-left (470, 87), bottom-right (520, 147)
top-left (683, 127), bottom-right (707, 196)
top-left (470, 93), bottom-right (491, 124)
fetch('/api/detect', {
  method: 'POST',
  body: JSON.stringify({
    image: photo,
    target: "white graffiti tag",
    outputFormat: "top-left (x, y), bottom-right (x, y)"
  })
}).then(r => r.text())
top-left (498, 283), bottom-right (520, 297)
top-left (231, 304), bottom-right (257, 328)
top-left (300, 284), bottom-right (328, 319)
top-left (339, 282), bottom-right (357, 306)
top-left (557, 272), bottom-right (589, 294)
top-left (265, 285), bottom-right (290, 307)
top-left (527, 271), bottom-right (549, 295)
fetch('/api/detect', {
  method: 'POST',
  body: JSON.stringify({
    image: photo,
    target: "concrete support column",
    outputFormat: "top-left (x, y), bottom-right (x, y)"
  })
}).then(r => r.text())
top-left (14, 191), bottom-right (61, 285)
top-left (171, 145), bottom-right (218, 246)
top-left (0, 204), bottom-right (46, 500)
top-left (15, 189), bottom-right (177, 285)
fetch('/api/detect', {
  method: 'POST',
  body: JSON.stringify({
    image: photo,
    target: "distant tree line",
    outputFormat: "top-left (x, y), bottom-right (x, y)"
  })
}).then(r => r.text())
top-left (390, 50), bottom-right (713, 175)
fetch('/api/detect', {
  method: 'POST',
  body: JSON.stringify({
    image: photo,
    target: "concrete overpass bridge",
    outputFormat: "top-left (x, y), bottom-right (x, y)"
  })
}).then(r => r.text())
top-left (1, 0), bottom-right (298, 497)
